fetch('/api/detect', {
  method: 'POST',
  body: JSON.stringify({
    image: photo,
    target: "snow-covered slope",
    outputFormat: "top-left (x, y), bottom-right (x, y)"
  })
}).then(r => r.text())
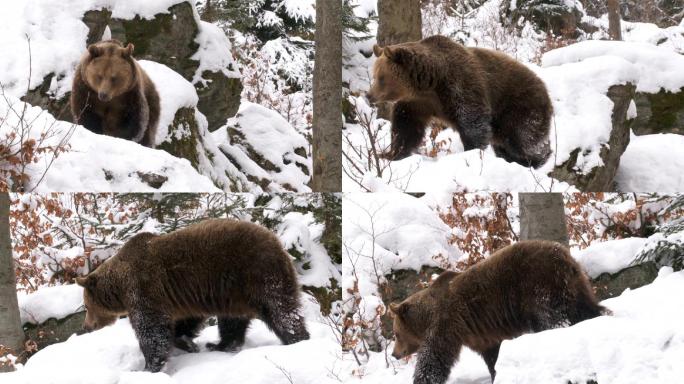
top-left (5, 295), bottom-right (340, 384)
top-left (0, 95), bottom-right (220, 192)
top-left (496, 268), bottom-right (684, 383)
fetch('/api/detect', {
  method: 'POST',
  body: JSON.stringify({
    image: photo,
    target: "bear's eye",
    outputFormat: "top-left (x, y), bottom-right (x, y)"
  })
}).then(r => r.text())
top-left (96, 75), bottom-right (103, 82)
top-left (111, 76), bottom-right (117, 84)
top-left (378, 76), bottom-right (385, 86)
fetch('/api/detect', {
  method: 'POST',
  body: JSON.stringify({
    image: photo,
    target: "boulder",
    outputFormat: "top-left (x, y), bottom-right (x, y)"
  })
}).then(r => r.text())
top-left (500, 0), bottom-right (584, 37)
top-left (632, 88), bottom-right (684, 135)
top-left (591, 261), bottom-right (658, 300)
top-left (212, 102), bottom-right (312, 192)
top-left (550, 83), bottom-right (636, 191)
top-left (22, 312), bottom-right (86, 353)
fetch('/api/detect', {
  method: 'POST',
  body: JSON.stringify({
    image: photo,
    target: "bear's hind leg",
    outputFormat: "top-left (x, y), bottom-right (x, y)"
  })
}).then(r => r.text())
top-left (206, 316), bottom-right (251, 351)
top-left (129, 307), bottom-right (173, 372)
top-left (259, 294), bottom-right (309, 345)
top-left (383, 100), bottom-right (432, 160)
top-left (480, 343), bottom-right (501, 382)
top-left (173, 317), bottom-right (204, 353)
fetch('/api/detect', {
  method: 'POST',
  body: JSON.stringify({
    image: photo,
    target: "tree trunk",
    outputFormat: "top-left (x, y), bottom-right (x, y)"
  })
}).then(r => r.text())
top-left (312, 0), bottom-right (342, 192)
top-left (0, 192), bottom-right (24, 371)
top-left (519, 193), bottom-right (569, 245)
top-left (376, 0), bottom-right (422, 119)
top-left (607, 0), bottom-right (622, 41)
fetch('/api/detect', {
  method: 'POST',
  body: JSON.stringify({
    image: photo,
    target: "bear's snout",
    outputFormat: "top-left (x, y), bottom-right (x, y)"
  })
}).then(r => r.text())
top-left (365, 92), bottom-right (376, 105)
top-left (98, 92), bottom-right (111, 102)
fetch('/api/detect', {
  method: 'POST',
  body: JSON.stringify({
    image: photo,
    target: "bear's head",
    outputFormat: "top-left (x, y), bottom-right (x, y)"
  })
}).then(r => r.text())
top-left (389, 271), bottom-right (458, 359)
top-left (76, 271), bottom-right (123, 332)
top-left (83, 40), bottom-right (137, 103)
top-left (366, 44), bottom-right (416, 104)
top-left (388, 300), bottom-right (425, 359)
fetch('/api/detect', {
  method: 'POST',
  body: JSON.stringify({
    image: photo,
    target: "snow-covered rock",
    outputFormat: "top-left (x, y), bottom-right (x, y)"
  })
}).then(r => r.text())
top-left (18, 285), bottom-right (84, 325)
top-left (213, 102), bottom-right (312, 192)
top-left (0, 95), bottom-right (220, 192)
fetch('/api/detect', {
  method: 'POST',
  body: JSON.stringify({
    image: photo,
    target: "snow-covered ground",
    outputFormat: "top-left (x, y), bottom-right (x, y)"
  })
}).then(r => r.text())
top-left (343, 0), bottom-right (684, 192)
top-left (496, 267), bottom-right (684, 383)
top-left (5, 292), bottom-right (341, 384)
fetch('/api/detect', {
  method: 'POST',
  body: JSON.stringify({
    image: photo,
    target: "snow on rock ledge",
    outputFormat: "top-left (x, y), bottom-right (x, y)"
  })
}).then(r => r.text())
top-left (18, 285), bottom-right (84, 325)
top-left (495, 268), bottom-right (684, 383)
top-left (213, 102), bottom-right (312, 192)
top-left (543, 40), bottom-right (684, 137)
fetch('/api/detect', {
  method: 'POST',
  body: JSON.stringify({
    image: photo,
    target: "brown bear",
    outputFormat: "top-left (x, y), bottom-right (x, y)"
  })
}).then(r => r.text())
top-left (75, 218), bottom-right (309, 372)
top-left (368, 35), bottom-right (553, 168)
top-left (389, 240), bottom-right (605, 383)
top-left (71, 40), bottom-right (160, 147)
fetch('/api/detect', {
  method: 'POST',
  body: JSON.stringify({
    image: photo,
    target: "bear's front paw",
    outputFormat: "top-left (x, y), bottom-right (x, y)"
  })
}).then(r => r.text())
top-left (206, 340), bottom-right (244, 352)
top-left (144, 358), bottom-right (166, 373)
top-left (174, 336), bottom-right (200, 353)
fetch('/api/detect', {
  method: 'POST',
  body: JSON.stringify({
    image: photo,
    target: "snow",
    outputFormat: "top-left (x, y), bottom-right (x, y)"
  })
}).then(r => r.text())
top-left (572, 237), bottom-right (649, 278)
top-left (191, 21), bottom-right (241, 85)
top-left (542, 40), bottom-right (684, 93)
top-left (212, 102), bottom-right (312, 192)
top-left (277, 211), bottom-right (341, 288)
top-left (279, 0), bottom-right (316, 22)
top-left (139, 60), bottom-right (198, 145)
top-left (4, 295), bottom-right (341, 384)
top-left (0, 95), bottom-right (220, 192)
top-left (495, 268), bottom-right (684, 384)
top-left (615, 134), bottom-right (684, 193)
top-left (342, 193), bottom-right (460, 298)
top-left (17, 284), bottom-right (84, 325)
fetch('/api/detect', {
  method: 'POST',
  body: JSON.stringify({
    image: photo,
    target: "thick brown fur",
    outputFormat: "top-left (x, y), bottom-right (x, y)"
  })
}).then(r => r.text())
top-left (368, 35), bottom-right (553, 168)
top-left (70, 40), bottom-right (160, 147)
top-left (75, 219), bottom-right (309, 372)
top-left (389, 240), bottom-right (605, 384)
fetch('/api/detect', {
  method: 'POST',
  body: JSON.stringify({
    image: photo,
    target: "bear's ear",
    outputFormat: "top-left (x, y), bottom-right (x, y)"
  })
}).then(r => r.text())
top-left (122, 43), bottom-right (134, 58)
top-left (373, 44), bottom-right (383, 57)
top-left (88, 45), bottom-right (102, 58)
top-left (383, 46), bottom-right (411, 64)
top-left (389, 302), bottom-right (408, 317)
top-left (75, 275), bottom-right (96, 290)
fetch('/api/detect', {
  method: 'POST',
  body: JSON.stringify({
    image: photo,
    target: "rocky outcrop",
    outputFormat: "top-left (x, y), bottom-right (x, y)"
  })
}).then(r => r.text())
top-left (24, 1), bottom-right (242, 132)
top-left (632, 87), bottom-right (684, 135)
top-left (22, 312), bottom-right (86, 353)
top-left (550, 83), bottom-right (636, 191)
top-left (500, 0), bottom-right (584, 37)
top-left (591, 261), bottom-right (658, 300)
